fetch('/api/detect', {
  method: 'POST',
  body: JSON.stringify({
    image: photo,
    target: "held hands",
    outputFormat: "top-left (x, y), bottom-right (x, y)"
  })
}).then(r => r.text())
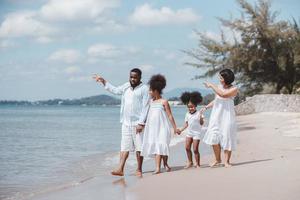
top-left (92, 74), bottom-right (106, 85)
top-left (200, 107), bottom-right (207, 114)
top-left (136, 124), bottom-right (145, 134)
top-left (176, 128), bottom-right (182, 135)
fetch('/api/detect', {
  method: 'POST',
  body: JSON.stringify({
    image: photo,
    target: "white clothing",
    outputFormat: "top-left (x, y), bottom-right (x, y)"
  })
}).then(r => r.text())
top-left (104, 82), bottom-right (150, 126)
top-left (141, 101), bottom-right (172, 157)
top-left (203, 85), bottom-right (237, 151)
top-left (121, 124), bottom-right (143, 152)
top-left (185, 110), bottom-right (204, 140)
top-left (104, 81), bottom-right (150, 152)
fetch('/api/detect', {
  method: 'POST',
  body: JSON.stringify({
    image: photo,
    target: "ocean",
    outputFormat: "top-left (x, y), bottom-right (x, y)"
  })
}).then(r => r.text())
top-left (0, 105), bottom-right (210, 200)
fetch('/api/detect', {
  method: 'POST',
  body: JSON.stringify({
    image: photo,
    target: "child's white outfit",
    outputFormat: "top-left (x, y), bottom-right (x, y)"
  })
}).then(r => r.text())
top-left (141, 100), bottom-right (172, 157)
top-left (203, 85), bottom-right (237, 151)
top-left (184, 110), bottom-right (205, 140)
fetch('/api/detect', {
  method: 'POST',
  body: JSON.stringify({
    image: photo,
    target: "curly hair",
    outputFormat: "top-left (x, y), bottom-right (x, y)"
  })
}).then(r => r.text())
top-left (180, 91), bottom-right (202, 106)
top-left (148, 74), bottom-right (166, 94)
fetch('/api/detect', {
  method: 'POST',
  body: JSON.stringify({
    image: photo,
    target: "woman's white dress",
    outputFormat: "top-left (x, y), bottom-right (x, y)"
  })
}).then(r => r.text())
top-left (203, 85), bottom-right (237, 151)
top-left (141, 101), bottom-right (172, 157)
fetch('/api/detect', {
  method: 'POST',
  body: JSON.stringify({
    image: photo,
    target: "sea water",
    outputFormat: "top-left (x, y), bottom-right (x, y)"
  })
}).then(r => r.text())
top-left (0, 105), bottom-right (210, 200)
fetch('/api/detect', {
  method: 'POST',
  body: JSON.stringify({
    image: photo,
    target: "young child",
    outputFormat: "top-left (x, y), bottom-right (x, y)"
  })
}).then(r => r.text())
top-left (201, 68), bottom-right (238, 167)
top-left (177, 91), bottom-right (204, 168)
top-left (141, 74), bottom-right (177, 174)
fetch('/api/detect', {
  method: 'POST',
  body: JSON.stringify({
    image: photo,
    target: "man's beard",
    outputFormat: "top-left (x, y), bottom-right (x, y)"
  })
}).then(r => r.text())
top-left (130, 81), bottom-right (141, 88)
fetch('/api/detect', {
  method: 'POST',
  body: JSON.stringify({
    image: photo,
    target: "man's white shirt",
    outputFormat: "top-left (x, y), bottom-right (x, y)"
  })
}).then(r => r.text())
top-left (104, 81), bottom-right (150, 126)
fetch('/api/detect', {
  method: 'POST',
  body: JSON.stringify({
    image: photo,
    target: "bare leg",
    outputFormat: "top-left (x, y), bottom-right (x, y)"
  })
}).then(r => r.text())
top-left (210, 144), bottom-right (222, 167)
top-left (111, 151), bottom-right (129, 176)
top-left (162, 156), bottom-right (171, 172)
top-left (153, 155), bottom-right (162, 174)
top-left (184, 137), bottom-right (193, 169)
top-left (135, 151), bottom-right (143, 176)
top-left (193, 139), bottom-right (200, 168)
top-left (224, 150), bottom-right (232, 167)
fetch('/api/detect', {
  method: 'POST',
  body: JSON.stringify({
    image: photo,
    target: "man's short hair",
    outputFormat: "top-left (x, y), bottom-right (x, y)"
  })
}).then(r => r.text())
top-left (130, 68), bottom-right (142, 77)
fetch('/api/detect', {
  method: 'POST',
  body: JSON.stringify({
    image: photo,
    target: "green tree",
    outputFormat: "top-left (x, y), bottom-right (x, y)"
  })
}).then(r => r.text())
top-left (185, 0), bottom-right (300, 95)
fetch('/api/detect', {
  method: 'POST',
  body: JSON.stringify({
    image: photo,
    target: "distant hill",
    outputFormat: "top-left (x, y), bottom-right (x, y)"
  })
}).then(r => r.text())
top-left (164, 88), bottom-right (212, 99)
top-left (0, 88), bottom-right (214, 106)
top-left (0, 95), bottom-right (121, 106)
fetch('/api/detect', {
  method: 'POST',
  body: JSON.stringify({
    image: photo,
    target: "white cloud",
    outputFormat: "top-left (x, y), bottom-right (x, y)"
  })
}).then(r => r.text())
top-left (64, 66), bottom-right (81, 75)
top-left (0, 39), bottom-right (16, 49)
top-left (87, 44), bottom-right (121, 58)
top-left (92, 19), bottom-right (129, 34)
top-left (48, 49), bottom-right (82, 64)
top-left (0, 11), bottom-right (56, 38)
top-left (139, 64), bottom-right (154, 72)
top-left (129, 4), bottom-right (200, 26)
top-left (40, 0), bottom-right (120, 22)
top-left (87, 43), bottom-right (140, 59)
top-left (188, 28), bottom-right (241, 44)
top-left (153, 49), bottom-right (178, 60)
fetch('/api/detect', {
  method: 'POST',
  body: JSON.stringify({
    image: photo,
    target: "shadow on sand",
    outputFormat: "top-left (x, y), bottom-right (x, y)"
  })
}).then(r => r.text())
top-left (233, 158), bottom-right (272, 166)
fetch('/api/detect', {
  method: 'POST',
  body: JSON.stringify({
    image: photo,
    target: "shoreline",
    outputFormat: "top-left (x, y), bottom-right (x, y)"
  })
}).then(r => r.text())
top-left (18, 130), bottom-right (189, 200)
top-left (9, 112), bottom-right (300, 200)
top-left (128, 112), bottom-right (300, 200)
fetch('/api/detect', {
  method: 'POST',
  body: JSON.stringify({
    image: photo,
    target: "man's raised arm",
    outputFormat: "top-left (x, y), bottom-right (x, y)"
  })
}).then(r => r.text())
top-left (93, 74), bottom-right (128, 95)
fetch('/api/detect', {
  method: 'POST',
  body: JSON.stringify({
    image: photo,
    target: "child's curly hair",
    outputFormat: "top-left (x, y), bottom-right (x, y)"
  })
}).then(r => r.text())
top-left (148, 74), bottom-right (166, 94)
top-left (180, 91), bottom-right (203, 106)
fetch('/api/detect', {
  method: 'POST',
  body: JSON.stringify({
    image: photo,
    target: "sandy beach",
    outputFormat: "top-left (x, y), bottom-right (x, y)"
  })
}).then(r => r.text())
top-left (28, 112), bottom-right (300, 200)
top-left (128, 112), bottom-right (300, 200)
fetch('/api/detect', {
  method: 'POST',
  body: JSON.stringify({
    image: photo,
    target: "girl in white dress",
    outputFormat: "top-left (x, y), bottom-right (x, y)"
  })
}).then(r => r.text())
top-left (201, 69), bottom-right (238, 167)
top-left (177, 91), bottom-right (205, 168)
top-left (141, 74), bottom-right (177, 174)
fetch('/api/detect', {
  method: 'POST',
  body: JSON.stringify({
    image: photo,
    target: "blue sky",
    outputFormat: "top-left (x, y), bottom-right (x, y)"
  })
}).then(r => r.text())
top-left (0, 0), bottom-right (299, 100)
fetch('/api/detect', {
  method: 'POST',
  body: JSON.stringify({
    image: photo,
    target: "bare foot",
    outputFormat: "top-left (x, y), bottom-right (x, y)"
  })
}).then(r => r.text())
top-left (224, 162), bottom-right (232, 168)
top-left (164, 165), bottom-right (171, 172)
top-left (194, 164), bottom-right (201, 168)
top-left (210, 160), bottom-right (222, 168)
top-left (135, 170), bottom-right (143, 177)
top-left (111, 170), bottom-right (124, 176)
top-left (152, 170), bottom-right (161, 175)
top-left (184, 162), bottom-right (193, 169)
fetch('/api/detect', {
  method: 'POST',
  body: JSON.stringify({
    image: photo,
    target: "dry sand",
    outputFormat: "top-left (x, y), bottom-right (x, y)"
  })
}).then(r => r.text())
top-left (127, 112), bottom-right (300, 200)
top-left (30, 112), bottom-right (300, 200)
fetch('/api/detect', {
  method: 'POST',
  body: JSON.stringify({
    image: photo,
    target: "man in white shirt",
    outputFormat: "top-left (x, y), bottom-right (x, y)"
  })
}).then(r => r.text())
top-left (93, 68), bottom-right (150, 177)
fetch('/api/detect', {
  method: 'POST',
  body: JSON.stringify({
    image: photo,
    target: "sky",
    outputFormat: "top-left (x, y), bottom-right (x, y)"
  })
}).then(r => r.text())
top-left (0, 0), bottom-right (299, 101)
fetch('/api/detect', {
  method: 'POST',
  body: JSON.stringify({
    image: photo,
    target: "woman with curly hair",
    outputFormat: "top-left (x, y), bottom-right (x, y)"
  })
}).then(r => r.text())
top-left (141, 74), bottom-right (177, 174)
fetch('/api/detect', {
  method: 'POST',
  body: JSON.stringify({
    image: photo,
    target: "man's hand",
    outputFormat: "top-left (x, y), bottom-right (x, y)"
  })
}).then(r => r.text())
top-left (136, 124), bottom-right (144, 134)
top-left (93, 74), bottom-right (106, 85)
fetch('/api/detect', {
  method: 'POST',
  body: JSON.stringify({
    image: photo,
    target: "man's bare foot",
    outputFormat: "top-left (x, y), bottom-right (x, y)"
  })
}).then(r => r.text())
top-left (111, 170), bottom-right (124, 176)
top-left (135, 170), bottom-right (143, 177)
top-left (184, 162), bottom-right (193, 169)
top-left (194, 164), bottom-right (201, 168)
top-left (210, 160), bottom-right (222, 168)
top-left (152, 170), bottom-right (161, 175)
top-left (224, 162), bottom-right (232, 168)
